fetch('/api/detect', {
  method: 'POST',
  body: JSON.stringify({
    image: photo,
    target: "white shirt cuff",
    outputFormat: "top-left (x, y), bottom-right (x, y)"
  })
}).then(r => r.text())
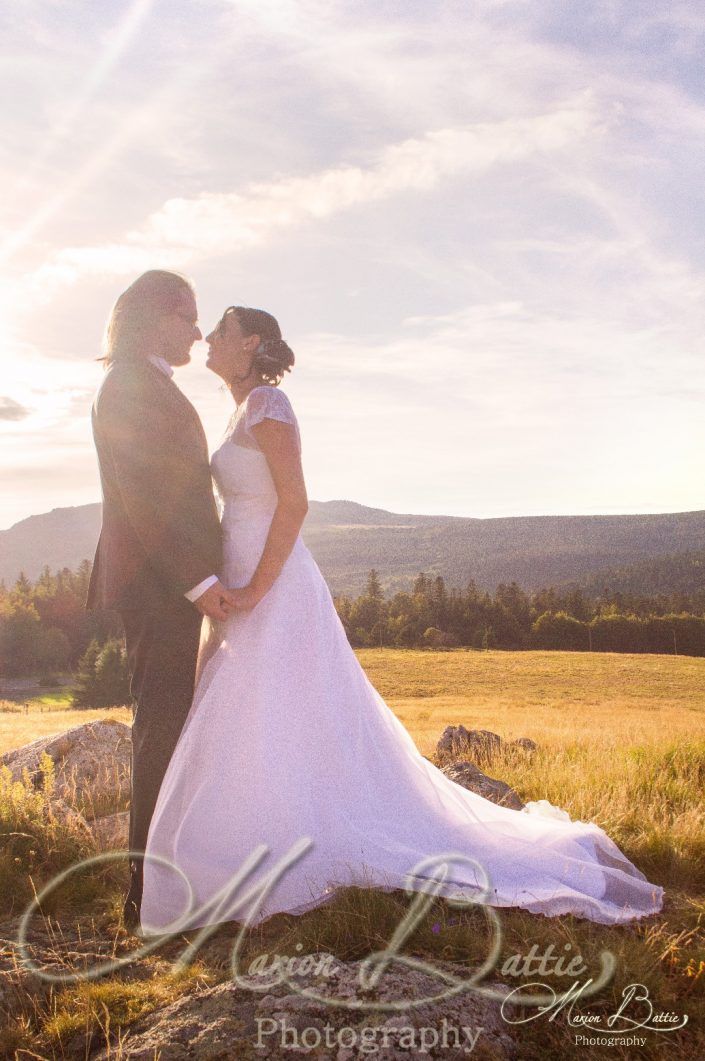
top-left (184, 575), bottom-right (219, 602)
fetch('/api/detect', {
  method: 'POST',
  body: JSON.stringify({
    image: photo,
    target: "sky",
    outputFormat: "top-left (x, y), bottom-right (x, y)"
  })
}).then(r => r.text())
top-left (1, 0), bottom-right (704, 530)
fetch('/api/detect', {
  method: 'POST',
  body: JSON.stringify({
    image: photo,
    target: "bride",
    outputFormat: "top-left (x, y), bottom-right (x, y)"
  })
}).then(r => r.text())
top-left (139, 306), bottom-right (664, 935)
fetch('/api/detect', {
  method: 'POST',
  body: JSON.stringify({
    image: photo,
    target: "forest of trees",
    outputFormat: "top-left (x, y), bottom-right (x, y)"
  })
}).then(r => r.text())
top-left (335, 570), bottom-right (705, 655)
top-left (0, 562), bottom-right (121, 678)
top-left (1, 563), bottom-right (705, 685)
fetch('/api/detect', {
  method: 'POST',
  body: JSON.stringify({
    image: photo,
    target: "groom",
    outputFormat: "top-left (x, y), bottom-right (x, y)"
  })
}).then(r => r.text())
top-left (87, 270), bottom-right (236, 929)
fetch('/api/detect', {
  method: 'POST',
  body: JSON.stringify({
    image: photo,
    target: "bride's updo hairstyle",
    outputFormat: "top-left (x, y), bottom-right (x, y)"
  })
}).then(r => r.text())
top-left (227, 306), bottom-right (295, 386)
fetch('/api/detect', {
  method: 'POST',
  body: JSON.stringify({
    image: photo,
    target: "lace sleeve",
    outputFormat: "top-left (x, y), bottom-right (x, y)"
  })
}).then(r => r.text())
top-left (244, 387), bottom-right (299, 435)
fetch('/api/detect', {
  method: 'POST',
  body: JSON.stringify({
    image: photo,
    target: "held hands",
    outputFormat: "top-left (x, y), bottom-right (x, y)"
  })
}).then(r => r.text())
top-left (192, 580), bottom-right (239, 621)
top-left (193, 580), bottom-right (264, 620)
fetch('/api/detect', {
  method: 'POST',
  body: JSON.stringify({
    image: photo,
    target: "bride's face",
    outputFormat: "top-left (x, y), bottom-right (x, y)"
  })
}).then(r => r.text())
top-left (205, 311), bottom-right (258, 382)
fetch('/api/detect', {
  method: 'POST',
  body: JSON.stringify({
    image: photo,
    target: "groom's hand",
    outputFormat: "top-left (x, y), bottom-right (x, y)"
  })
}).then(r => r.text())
top-left (192, 580), bottom-right (238, 621)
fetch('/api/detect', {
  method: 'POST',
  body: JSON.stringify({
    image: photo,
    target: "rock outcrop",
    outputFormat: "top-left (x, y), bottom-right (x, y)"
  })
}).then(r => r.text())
top-left (1, 720), bottom-right (131, 849)
top-left (0, 719), bottom-right (131, 810)
top-left (91, 954), bottom-right (517, 1060)
top-left (441, 760), bottom-right (525, 811)
top-left (434, 725), bottom-right (538, 810)
top-left (436, 725), bottom-right (536, 764)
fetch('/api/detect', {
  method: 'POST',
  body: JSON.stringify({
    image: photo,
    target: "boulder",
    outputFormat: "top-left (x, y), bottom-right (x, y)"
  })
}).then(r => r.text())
top-left (441, 760), bottom-right (524, 811)
top-left (436, 726), bottom-right (502, 762)
top-left (92, 954), bottom-right (517, 1059)
top-left (436, 726), bottom-right (537, 764)
top-left (0, 720), bottom-right (131, 817)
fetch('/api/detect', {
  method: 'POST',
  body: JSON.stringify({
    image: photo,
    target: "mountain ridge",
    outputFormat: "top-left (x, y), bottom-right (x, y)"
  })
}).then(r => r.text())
top-left (2, 500), bottom-right (705, 596)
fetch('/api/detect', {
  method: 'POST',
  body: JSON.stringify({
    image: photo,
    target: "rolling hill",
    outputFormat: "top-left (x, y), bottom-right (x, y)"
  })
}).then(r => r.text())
top-left (2, 500), bottom-right (705, 597)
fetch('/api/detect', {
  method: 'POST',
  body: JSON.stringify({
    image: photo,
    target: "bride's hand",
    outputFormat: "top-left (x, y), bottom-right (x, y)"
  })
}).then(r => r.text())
top-left (228, 584), bottom-right (263, 610)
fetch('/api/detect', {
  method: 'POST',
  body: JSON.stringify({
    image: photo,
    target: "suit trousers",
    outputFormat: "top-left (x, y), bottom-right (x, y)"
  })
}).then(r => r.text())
top-left (119, 582), bottom-right (203, 909)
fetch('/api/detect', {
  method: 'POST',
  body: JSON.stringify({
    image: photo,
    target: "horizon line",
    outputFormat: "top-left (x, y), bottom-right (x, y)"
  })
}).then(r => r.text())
top-left (3, 498), bottom-right (705, 534)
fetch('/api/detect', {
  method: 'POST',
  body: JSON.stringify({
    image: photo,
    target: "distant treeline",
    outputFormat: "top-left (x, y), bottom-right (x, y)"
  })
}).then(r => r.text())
top-left (335, 571), bottom-right (705, 655)
top-left (577, 548), bottom-right (705, 601)
top-left (1, 564), bottom-right (705, 678)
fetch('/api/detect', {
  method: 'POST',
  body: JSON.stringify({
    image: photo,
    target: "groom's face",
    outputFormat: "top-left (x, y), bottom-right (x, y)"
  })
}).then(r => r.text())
top-left (158, 291), bottom-right (202, 366)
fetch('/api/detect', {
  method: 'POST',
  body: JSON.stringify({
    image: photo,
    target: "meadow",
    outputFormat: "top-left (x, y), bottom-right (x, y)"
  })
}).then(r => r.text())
top-left (0, 648), bottom-right (703, 1059)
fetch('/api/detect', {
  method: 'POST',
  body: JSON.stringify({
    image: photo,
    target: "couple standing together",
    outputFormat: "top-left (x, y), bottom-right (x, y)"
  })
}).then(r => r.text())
top-left (88, 269), bottom-right (663, 936)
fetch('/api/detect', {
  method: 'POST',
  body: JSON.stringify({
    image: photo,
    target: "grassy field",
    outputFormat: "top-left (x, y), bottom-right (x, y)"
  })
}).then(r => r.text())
top-left (0, 649), bottom-right (703, 1059)
top-left (4, 648), bottom-right (703, 754)
top-left (0, 703), bottom-right (130, 752)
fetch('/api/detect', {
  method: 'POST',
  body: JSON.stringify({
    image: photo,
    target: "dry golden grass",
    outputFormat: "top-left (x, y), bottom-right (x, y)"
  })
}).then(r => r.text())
top-left (357, 648), bottom-right (705, 754)
top-left (0, 706), bottom-right (132, 755)
top-left (4, 649), bottom-right (703, 757)
top-left (0, 649), bottom-right (703, 1060)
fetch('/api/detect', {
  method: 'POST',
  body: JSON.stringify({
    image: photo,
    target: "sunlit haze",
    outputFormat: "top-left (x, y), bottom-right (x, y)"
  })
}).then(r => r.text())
top-left (1, 0), bottom-right (704, 530)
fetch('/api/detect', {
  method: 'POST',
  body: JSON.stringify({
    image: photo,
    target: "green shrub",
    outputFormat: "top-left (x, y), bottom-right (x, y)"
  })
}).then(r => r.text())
top-left (73, 639), bottom-right (132, 709)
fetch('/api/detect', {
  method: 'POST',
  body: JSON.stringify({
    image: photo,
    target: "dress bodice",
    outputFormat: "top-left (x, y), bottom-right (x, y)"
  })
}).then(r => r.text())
top-left (210, 386), bottom-right (304, 586)
top-left (211, 386), bottom-right (301, 512)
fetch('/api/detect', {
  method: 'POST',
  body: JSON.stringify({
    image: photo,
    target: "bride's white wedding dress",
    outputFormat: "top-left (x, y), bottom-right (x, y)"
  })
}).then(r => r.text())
top-left (139, 386), bottom-right (663, 934)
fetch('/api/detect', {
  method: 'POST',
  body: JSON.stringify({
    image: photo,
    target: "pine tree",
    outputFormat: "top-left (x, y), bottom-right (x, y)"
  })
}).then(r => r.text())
top-left (73, 638), bottom-right (132, 708)
top-left (93, 639), bottom-right (132, 706)
top-left (13, 572), bottom-right (32, 599)
top-left (365, 570), bottom-right (383, 600)
top-left (413, 573), bottom-right (430, 596)
top-left (72, 640), bottom-right (102, 707)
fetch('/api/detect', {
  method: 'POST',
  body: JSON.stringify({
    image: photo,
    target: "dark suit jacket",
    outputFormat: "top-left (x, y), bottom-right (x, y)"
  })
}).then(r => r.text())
top-left (87, 358), bottom-right (223, 611)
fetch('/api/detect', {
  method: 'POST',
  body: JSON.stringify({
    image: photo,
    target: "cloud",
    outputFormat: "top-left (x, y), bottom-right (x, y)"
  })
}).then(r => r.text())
top-left (0, 397), bottom-right (30, 421)
top-left (26, 98), bottom-right (599, 292)
top-left (2, 0), bottom-right (705, 526)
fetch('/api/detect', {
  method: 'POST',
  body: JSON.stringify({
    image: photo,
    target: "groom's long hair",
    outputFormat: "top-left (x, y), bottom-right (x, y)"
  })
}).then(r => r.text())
top-left (101, 270), bottom-right (194, 365)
